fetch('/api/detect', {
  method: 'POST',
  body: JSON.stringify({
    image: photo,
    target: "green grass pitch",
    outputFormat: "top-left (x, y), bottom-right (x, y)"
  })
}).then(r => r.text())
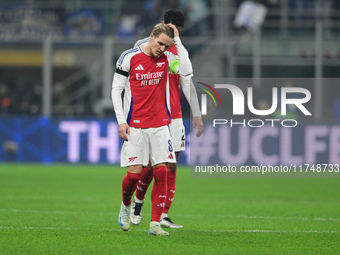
top-left (0, 164), bottom-right (339, 254)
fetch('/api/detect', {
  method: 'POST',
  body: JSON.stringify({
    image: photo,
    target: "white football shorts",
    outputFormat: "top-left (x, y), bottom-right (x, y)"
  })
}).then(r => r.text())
top-left (121, 125), bottom-right (176, 167)
top-left (169, 118), bottom-right (185, 152)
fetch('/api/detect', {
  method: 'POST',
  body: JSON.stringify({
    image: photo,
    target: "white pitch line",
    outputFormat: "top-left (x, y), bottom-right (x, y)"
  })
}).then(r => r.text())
top-left (201, 229), bottom-right (340, 234)
top-left (3, 195), bottom-right (97, 201)
top-left (1, 208), bottom-right (339, 222)
top-left (0, 208), bottom-right (108, 215)
top-left (236, 215), bottom-right (340, 222)
top-left (0, 226), bottom-right (339, 234)
top-left (0, 226), bottom-right (135, 232)
top-left (172, 213), bottom-right (340, 222)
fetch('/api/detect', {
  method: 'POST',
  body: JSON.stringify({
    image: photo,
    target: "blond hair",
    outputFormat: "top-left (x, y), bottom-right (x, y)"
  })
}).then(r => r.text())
top-left (152, 23), bottom-right (174, 39)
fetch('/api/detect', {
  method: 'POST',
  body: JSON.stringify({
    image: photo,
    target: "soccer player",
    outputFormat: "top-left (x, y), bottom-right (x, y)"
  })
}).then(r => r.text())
top-left (112, 23), bottom-right (192, 236)
top-left (130, 9), bottom-right (204, 229)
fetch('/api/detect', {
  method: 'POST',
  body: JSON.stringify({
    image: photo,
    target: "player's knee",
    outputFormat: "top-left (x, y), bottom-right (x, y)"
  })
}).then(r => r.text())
top-left (153, 163), bottom-right (167, 169)
top-left (167, 162), bottom-right (177, 172)
top-left (127, 165), bottom-right (143, 174)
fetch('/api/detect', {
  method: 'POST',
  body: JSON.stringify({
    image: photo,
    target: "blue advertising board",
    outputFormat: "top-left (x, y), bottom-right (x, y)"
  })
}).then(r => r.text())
top-left (0, 117), bottom-right (339, 165)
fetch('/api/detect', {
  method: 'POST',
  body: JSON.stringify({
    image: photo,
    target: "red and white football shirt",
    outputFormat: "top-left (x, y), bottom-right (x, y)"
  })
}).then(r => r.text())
top-left (115, 46), bottom-right (178, 128)
top-left (135, 38), bottom-right (183, 119)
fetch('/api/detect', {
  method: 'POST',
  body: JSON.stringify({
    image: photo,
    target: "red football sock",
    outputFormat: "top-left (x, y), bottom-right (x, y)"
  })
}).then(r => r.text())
top-left (163, 169), bottom-right (176, 215)
top-left (135, 167), bottom-right (153, 201)
top-left (122, 172), bottom-right (141, 206)
top-left (151, 165), bottom-right (167, 222)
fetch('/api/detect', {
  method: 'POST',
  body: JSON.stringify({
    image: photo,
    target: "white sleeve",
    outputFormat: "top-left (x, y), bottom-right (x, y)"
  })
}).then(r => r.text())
top-left (111, 73), bottom-right (128, 125)
top-left (180, 75), bottom-right (202, 118)
top-left (174, 37), bottom-right (199, 117)
top-left (173, 37), bottom-right (193, 76)
top-left (111, 50), bottom-right (131, 125)
top-left (134, 37), bottom-right (149, 48)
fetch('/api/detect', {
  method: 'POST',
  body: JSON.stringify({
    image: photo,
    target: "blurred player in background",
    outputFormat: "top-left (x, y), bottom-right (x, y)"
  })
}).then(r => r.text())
top-left (130, 9), bottom-right (204, 229)
top-left (112, 23), bottom-right (192, 236)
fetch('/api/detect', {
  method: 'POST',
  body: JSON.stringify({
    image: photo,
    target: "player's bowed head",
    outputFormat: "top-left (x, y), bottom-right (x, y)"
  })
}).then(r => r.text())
top-left (143, 23), bottom-right (179, 58)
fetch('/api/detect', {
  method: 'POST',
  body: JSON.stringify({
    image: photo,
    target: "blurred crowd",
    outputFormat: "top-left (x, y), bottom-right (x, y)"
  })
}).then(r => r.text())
top-left (0, 0), bottom-right (340, 118)
top-left (0, 0), bottom-right (339, 39)
top-left (116, 0), bottom-right (212, 38)
top-left (0, 2), bottom-right (105, 40)
top-left (0, 0), bottom-right (213, 39)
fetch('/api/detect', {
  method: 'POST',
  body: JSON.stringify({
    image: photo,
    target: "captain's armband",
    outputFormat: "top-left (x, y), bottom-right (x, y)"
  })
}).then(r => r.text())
top-left (170, 59), bottom-right (180, 74)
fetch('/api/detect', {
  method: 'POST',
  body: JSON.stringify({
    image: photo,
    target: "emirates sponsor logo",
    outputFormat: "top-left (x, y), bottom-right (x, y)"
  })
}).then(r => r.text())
top-left (136, 71), bottom-right (163, 81)
top-left (137, 71), bottom-right (164, 86)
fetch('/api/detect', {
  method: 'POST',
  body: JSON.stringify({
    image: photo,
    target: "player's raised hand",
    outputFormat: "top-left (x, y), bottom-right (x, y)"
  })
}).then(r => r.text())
top-left (192, 116), bottom-right (204, 137)
top-left (167, 23), bottom-right (179, 37)
top-left (119, 123), bottom-right (130, 141)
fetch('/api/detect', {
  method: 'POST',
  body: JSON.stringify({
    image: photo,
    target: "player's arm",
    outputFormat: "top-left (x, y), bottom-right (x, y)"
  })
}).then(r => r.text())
top-left (166, 24), bottom-right (204, 137)
top-left (167, 24), bottom-right (193, 76)
top-left (170, 22), bottom-right (204, 137)
top-left (180, 75), bottom-right (204, 137)
top-left (111, 58), bottom-right (130, 141)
